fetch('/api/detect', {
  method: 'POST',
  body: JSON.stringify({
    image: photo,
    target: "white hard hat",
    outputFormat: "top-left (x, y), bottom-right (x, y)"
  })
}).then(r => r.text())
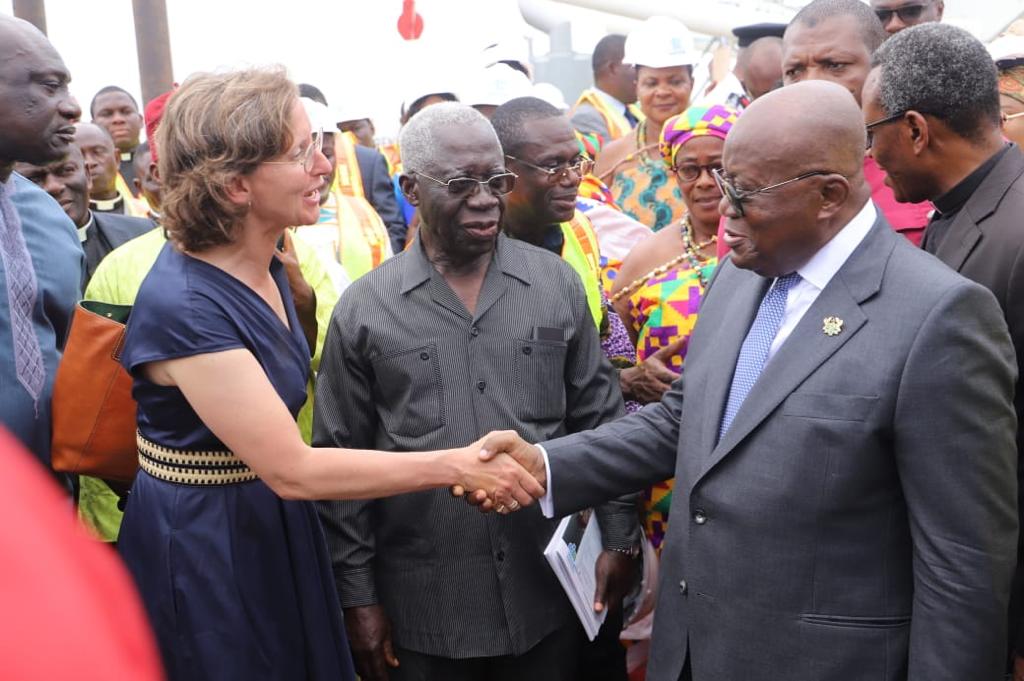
top-left (989, 35), bottom-right (1024, 69)
top-left (531, 82), bottom-right (569, 111)
top-left (300, 97), bottom-right (339, 133)
top-left (461, 63), bottom-right (533, 108)
top-left (623, 16), bottom-right (699, 69)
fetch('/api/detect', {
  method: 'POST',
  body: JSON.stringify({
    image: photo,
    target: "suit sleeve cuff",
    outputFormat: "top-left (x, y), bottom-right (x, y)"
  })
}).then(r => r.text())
top-left (335, 566), bottom-right (378, 609)
top-left (538, 444), bottom-right (555, 518)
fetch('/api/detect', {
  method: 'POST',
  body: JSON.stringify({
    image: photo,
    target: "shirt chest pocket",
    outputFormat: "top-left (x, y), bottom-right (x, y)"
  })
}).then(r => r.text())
top-left (372, 344), bottom-right (445, 438)
top-left (514, 339), bottom-right (568, 421)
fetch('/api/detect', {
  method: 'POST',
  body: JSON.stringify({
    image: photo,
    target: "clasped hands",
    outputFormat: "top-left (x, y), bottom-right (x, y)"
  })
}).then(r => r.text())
top-left (448, 430), bottom-right (545, 513)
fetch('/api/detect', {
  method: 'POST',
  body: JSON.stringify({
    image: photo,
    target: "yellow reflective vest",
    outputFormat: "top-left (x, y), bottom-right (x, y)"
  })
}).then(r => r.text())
top-left (572, 88), bottom-right (644, 142)
top-left (560, 211), bottom-right (604, 331)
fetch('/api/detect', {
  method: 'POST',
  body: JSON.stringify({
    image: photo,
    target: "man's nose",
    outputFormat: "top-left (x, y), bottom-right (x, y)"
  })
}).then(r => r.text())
top-left (42, 175), bottom-right (64, 199)
top-left (59, 95), bottom-right (82, 122)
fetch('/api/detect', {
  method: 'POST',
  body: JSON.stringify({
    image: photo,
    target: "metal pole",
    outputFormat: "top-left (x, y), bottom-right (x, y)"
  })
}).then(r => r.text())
top-left (131, 0), bottom-right (174, 106)
top-left (12, 0), bottom-right (47, 35)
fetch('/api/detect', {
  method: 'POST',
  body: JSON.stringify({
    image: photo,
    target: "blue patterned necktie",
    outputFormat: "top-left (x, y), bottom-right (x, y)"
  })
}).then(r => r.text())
top-left (719, 273), bottom-right (802, 440)
top-left (0, 179), bottom-right (45, 412)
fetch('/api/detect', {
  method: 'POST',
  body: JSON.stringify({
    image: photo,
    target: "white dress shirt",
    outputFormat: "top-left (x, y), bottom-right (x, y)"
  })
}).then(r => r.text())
top-left (593, 87), bottom-right (629, 118)
top-left (538, 199), bottom-right (878, 518)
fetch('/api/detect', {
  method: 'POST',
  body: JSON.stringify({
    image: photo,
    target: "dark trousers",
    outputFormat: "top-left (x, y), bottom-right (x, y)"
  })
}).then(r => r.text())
top-left (390, 623), bottom-right (582, 681)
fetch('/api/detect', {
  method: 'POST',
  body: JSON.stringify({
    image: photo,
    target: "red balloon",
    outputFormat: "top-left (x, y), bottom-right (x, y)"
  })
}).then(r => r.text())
top-left (397, 0), bottom-right (424, 41)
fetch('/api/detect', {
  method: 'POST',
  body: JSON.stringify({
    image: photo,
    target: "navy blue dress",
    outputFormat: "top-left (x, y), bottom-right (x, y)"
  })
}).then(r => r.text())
top-left (118, 243), bottom-right (355, 681)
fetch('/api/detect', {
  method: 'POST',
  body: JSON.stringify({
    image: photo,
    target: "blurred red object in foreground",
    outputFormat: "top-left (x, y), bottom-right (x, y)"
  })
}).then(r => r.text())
top-left (0, 427), bottom-right (163, 680)
top-left (397, 0), bottom-right (424, 40)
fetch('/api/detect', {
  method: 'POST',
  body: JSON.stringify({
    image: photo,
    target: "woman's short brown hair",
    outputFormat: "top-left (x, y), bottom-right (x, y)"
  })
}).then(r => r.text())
top-left (157, 67), bottom-right (298, 252)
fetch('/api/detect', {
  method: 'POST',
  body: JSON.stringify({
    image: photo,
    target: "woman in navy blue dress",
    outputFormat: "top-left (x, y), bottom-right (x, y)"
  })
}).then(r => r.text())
top-left (117, 68), bottom-right (543, 681)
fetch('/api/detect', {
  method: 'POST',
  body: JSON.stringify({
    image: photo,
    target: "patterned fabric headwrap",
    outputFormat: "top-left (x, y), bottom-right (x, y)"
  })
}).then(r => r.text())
top-left (659, 104), bottom-right (740, 170)
top-left (999, 66), bottom-right (1024, 106)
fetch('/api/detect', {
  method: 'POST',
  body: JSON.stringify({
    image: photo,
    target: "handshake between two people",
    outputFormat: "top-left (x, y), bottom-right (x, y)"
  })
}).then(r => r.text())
top-left (448, 431), bottom-right (545, 513)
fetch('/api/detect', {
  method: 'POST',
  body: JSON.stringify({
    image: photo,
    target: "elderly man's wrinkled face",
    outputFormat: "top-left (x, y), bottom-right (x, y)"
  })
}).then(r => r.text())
top-left (74, 122), bottom-right (119, 198)
top-left (783, 15), bottom-right (873, 104)
top-left (0, 23), bottom-right (81, 166)
top-left (870, 0), bottom-right (943, 35)
top-left (406, 121), bottom-right (506, 264)
top-left (504, 115), bottom-right (583, 227)
top-left (14, 145), bottom-right (91, 227)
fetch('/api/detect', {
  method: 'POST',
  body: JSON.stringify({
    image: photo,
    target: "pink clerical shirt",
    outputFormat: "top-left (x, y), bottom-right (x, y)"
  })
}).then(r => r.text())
top-left (716, 157), bottom-right (934, 259)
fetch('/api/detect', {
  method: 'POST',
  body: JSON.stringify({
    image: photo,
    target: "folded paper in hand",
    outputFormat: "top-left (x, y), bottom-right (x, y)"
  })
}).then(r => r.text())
top-left (544, 511), bottom-right (607, 640)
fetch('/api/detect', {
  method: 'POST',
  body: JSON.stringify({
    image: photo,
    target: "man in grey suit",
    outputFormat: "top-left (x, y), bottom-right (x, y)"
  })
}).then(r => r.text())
top-left (862, 23), bottom-right (1024, 678)
top-left (314, 103), bottom-right (639, 681)
top-left (471, 80), bottom-right (1019, 681)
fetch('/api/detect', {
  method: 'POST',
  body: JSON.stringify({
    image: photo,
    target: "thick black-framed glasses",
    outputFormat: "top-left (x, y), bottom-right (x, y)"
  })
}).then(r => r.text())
top-left (413, 170), bottom-right (518, 197)
top-left (712, 167), bottom-right (838, 217)
top-left (874, 3), bottom-right (928, 25)
top-left (505, 154), bottom-right (595, 183)
top-left (865, 111), bottom-right (906, 150)
top-left (674, 162), bottom-right (723, 183)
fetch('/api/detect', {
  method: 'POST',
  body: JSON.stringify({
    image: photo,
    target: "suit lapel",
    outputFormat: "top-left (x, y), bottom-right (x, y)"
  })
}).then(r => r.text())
top-left (697, 220), bottom-right (896, 483)
top-left (931, 209), bottom-right (981, 273)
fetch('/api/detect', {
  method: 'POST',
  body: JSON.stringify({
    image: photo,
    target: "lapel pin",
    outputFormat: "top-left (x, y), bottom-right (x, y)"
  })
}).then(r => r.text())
top-left (822, 316), bottom-right (844, 337)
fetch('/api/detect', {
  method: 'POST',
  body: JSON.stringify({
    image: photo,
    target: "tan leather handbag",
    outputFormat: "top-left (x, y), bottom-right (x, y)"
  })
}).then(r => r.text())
top-left (51, 301), bottom-right (138, 482)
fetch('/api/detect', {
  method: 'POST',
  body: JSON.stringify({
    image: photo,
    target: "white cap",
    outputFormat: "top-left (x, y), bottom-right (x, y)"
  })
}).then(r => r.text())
top-left (989, 35), bottom-right (1024, 68)
top-left (300, 97), bottom-right (338, 132)
top-left (461, 63), bottom-right (533, 108)
top-left (623, 16), bottom-right (699, 69)
top-left (531, 82), bottom-right (569, 111)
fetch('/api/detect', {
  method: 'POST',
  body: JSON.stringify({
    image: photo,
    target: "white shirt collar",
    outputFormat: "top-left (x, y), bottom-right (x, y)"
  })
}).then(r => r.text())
top-left (593, 87), bottom-right (628, 115)
top-left (795, 199), bottom-right (876, 291)
top-left (78, 211), bottom-right (95, 243)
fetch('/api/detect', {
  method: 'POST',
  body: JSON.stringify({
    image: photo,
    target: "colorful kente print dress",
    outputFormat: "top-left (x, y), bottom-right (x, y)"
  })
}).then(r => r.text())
top-left (610, 155), bottom-right (685, 233)
top-left (625, 255), bottom-right (718, 552)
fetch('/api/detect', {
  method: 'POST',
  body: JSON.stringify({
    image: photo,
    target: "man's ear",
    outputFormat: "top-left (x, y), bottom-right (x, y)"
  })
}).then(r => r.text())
top-left (817, 175), bottom-right (851, 221)
top-left (905, 111), bottom-right (930, 157)
top-left (399, 173), bottom-right (420, 207)
top-left (149, 161), bottom-right (160, 184)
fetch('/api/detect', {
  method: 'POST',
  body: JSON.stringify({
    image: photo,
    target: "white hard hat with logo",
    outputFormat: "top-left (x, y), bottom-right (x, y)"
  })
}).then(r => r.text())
top-left (623, 16), bottom-right (699, 69)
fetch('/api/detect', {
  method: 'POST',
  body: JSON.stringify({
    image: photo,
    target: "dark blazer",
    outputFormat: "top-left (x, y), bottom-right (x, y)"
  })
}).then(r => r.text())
top-left (83, 212), bottom-right (153, 286)
top-left (354, 145), bottom-right (406, 254)
top-left (544, 216), bottom-right (1018, 681)
top-left (313, 234), bottom-right (636, 658)
top-left (921, 144), bottom-right (1024, 655)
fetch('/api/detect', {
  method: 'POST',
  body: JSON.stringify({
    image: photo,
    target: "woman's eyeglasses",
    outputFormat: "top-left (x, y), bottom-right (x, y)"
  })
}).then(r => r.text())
top-left (264, 128), bottom-right (323, 174)
top-left (673, 163), bottom-right (723, 183)
top-left (413, 171), bottom-right (518, 197)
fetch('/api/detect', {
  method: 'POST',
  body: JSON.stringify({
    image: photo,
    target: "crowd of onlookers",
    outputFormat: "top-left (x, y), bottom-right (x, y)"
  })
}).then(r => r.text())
top-left (5, 0), bottom-right (1024, 679)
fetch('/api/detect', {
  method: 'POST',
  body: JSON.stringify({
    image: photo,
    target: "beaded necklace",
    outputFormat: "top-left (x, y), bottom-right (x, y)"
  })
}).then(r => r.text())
top-left (609, 214), bottom-right (717, 304)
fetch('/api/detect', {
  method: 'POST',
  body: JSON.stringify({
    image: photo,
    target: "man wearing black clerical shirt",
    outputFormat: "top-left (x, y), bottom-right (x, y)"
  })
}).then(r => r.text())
top-left (863, 23), bottom-right (1024, 679)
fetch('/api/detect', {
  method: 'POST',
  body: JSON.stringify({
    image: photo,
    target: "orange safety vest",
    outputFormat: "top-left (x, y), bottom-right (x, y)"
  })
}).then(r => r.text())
top-left (333, 132), bottom-right (365, 199)
top-left (115, 173), bottom-right (150, 218)
top-left (572, 88), bottom-right (644, 142)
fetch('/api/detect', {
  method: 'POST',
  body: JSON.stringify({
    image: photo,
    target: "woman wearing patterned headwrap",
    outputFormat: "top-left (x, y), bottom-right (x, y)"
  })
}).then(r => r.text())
top-left (609, 104), bottom-right (739, 558)
top-left (998, 64), bottom-right (1024, 147)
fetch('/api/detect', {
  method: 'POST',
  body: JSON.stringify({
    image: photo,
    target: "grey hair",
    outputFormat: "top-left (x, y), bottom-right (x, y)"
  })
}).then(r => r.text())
top-left (872, 23), bottom-right (1001, 140)
top-left (400, 102), bottom-right (499, 175)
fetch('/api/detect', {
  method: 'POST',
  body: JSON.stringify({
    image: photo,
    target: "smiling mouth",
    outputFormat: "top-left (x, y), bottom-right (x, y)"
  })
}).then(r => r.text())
top-left (303, 187), bottom-right (320, 202)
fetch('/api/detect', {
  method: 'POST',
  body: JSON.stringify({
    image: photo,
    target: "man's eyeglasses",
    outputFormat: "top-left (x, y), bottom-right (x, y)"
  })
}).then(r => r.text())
top-left (865, 111), bottom-right (906, 150)
top-left (413, 170), bottom-right (518, 197)
top-left (505, 155), bottom-right (595, 183)
top-left (874, 3), bottom-right (928, 25)
top-left (1004, 111), bottom-right (1024, 122)
top-left (712, 167), bottom-right (838, 218)
top-left (264, 128), bottom-right (323, 174)
top-left (673, 162), bottom-right (723, 183)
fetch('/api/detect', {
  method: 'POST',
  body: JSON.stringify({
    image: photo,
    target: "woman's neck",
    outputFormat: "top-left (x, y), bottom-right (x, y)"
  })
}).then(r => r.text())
top-left (643, 118), bottom-right (663, 147)
top-left (190, 221), bottom-right (280, 282)
top-left (688, 214), bottom-right (719, 246)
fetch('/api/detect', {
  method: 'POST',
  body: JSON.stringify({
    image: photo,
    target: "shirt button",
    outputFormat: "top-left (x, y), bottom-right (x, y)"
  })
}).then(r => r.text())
top-left (496, 550), bottom-right (505, 562)
top-left (679, 579), bottom-right (688, 595)
top-left (522, 346), bottom-right (532, 355)
top-left (470, 326), bottom-right (480, 337)
top-left (693, 510), bottom-right (708, 525)
top-left (477, 381), bottom-right (486, 392)
top-left (419, 352), bottom-right (429, 361)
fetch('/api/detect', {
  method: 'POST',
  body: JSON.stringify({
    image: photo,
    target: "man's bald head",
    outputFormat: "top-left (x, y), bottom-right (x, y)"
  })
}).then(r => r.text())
top-left (74, 122), bottom-right (119, 199)
top-left (739, 37), bottom-right (784, 100)
top-left (0, 15), bottom-right (80, 178)
top-left (722, 80), bottom-right (870, 277)
top-left (730, 80), bottom-right (866, 179)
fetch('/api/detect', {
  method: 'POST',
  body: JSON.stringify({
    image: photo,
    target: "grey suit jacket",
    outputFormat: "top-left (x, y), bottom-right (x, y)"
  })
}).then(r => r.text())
top-left (570, 102), bottom-right (612, 142)
top-left (544, 217), bottom-right (1019, 681)
top-left (354, 144), bottom-right (406, 253)
top-left (314, 234), bottom-right (636, 658)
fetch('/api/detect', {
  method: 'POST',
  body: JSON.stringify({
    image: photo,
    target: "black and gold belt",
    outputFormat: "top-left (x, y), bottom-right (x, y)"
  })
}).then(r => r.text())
top-left (137, 432), bottom-right (258, 486)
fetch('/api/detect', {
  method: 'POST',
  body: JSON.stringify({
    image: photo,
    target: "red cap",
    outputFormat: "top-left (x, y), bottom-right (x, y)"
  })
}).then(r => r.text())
top-left (143, 87), bottom-right (176, 163)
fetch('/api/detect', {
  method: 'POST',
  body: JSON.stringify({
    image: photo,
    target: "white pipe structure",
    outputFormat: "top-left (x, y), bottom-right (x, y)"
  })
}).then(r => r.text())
top-left (548, 0), bottom-right (794, 38)
top-left (518, 0), bottom-right (643, 36)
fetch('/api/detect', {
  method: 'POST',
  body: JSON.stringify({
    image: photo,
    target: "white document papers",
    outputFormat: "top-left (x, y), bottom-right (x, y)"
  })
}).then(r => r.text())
top-left (543, 511), bottom-right (607, 640)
